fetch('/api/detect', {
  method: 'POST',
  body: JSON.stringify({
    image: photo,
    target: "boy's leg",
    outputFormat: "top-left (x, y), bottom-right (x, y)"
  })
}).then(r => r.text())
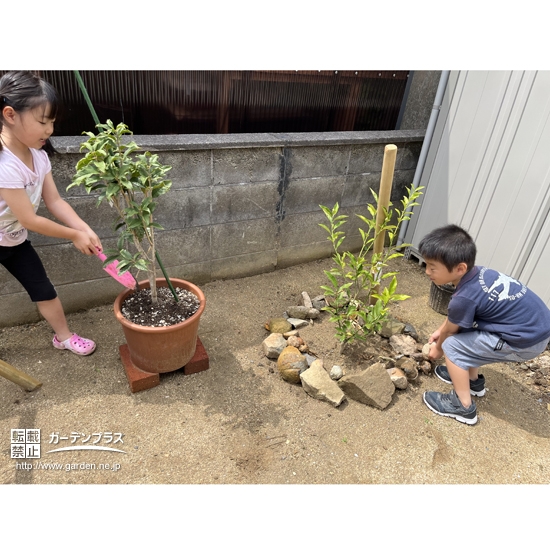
top-left (36, 298), bottom-right (72, 342)
top-left (445, 359), bottom-right (472, 408)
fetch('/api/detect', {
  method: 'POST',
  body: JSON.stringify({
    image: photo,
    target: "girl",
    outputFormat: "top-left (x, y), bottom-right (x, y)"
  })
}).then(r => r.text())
top-left (0, 70), bottom-right (101, 355)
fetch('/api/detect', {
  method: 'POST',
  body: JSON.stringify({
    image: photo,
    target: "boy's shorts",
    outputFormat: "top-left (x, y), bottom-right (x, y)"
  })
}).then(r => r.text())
top-left (0, 240), bottom-right (57, 302)
top-left (442, 330), bottom-right (550, 370)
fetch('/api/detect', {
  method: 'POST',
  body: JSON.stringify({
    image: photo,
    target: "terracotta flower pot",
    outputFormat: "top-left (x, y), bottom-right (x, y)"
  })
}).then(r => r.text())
top-left (114, 278), bottom-right (206, 374)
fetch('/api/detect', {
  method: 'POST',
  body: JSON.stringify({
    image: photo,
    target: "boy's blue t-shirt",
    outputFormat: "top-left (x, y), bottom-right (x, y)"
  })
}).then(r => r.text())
top-left (447, 266), bottom-right (550, 348)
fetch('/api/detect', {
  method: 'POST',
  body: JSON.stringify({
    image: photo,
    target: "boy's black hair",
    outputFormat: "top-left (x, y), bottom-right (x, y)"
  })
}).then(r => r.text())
top-left (0, 71), bottom-right (59, 156)
top-left (418, 224), bottom-right (476, 271)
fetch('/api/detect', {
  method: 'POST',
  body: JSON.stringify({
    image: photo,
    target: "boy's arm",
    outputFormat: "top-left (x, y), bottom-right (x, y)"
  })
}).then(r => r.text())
top-left (428, 318), bottom-right (460, 361)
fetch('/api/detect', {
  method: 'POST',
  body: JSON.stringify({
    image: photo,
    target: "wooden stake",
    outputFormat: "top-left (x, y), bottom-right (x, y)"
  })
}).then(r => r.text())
top-left (0, 359), bottom-right (42, 392)
top-left (370, 144), bottom-right (397, 304)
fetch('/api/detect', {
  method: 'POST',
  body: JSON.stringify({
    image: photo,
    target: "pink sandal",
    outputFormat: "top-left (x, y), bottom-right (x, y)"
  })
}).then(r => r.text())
top-left (52, 333), bottom-right (96, 356)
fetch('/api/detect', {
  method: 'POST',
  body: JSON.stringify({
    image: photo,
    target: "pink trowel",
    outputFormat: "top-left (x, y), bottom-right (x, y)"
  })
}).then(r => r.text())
top-left (95, 250), bottom-right (136, 290)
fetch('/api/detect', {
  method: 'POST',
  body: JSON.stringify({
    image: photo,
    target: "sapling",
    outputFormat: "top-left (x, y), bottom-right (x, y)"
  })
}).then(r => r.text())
top-left (68, 120), bottom-right (172, 304)
top-left (319, 184), bottom-right (423, 344)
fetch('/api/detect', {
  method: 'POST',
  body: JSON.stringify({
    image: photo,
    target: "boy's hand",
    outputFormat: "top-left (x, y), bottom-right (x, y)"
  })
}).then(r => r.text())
top-left (428, 343), bottom-right (444, 361)
top-left (428, 329), bottom-right (441, 344)
top-left (423, 342), bottom-right (444, 362)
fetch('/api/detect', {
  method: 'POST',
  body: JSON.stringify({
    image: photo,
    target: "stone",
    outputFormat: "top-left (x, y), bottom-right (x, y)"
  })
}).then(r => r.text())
top-left (389, 334), bottom-right (418, 356)
top-left (306, 308), bottom-right (320, 319)
top-left (287, 318), bottom-right (309, 329)
top-left (262, 333), bottom-right (288, 359)
top-left (387, 367), bottom-right (408, 389)
top-left (311, 296), bottom-right (326, 310)
top-left (534, 355), bottom-right (550, 369)
top-left (266, 318), bottom-right (293, 334)
top-left (287, 306), bottom-right (310, 319)
top-left (300, 359), bottom-right (346, 408)
top-left (287, 335), bottom-right (304, 348)
top-left (422, 343), bottom-right (433, 361)
top-left (418, 361), bottom-right (432, 375)
top-left (303, 353), bottom-right (318, 367)
top-left (283, 330), bottom-right (299, 338)
top-left (277, 345), bottom-right (309, 384)
top-left (396, 357), bottom-right (419, 380)
top-left (299, 291), bottom-right (313, 309)
top-left (403, 323), bottom-right (419, 342)
top-left (287, 305), bottom-right (320, 320)
top-left (338, 362), bottom-right (395, 410)
top-left (330, 365), bottom-right (343, 380)
top-left (379, 319), bottom-right (406, 338)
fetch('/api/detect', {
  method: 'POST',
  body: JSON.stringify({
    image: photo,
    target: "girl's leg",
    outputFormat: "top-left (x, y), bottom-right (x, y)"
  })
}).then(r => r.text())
top-left (1, 241), bottom-right (71, 340)
top-left (36, 297), bottom-right (72, 342)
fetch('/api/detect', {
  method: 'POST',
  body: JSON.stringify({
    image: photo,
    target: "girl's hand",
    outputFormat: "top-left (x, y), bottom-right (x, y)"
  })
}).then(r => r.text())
top-left (83, 227), bottom-right (102, 253)
top-left (72, 230), bottom-right (100, 255)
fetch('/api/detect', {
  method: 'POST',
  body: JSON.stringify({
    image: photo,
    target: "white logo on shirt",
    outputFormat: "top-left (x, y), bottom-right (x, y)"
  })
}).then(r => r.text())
top-left (479, 268), bottom-right (527, 302)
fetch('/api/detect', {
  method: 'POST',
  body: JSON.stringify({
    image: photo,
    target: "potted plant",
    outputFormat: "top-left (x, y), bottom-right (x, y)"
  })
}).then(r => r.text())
top-left (68, 120), bottom-right (206, 374)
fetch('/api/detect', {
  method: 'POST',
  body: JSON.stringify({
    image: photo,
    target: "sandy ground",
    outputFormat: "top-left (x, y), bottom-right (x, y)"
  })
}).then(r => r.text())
top-left (3, 255), bottom-right (549, 546)
top-left (1, 255), bottom-right (550, 489)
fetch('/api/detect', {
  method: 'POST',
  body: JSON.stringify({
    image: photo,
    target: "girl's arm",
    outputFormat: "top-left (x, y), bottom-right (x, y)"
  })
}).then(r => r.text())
top-left (41, 172), bottom-right (102, 253)
top-left (0, 175), bottom-right (101, 255)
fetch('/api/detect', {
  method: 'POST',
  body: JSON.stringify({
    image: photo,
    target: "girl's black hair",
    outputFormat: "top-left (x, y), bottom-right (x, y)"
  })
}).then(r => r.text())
top-left (418, 224), bottom-right (477, 272)
top-left (0, 71), bottom-right (59, 156)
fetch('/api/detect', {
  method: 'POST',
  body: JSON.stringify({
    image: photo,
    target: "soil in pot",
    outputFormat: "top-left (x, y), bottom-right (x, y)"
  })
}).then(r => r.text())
top-left (120, 286), bottom-right (200, 327)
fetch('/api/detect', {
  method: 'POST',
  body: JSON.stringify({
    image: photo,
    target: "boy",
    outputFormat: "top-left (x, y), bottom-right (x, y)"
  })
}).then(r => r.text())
top-left (418, 225), bottom-right (550, 425)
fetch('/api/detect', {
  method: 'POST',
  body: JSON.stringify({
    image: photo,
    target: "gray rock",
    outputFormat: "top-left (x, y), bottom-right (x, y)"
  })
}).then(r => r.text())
top-left (330, 365), bottom-right (344, 380)
top-left (379, 319), bottom-right (406, 338)
top-left (287, 318), bottom-right (309, 329)
top-left (300, 360), bottom-right (346, 408)
top-left (338, 362), bottom-right (395, 410)
top-left (306, 308), bottom-right (320, 319)
top-left (403, 323), bottom-right (420, 342)
top-left (303, 353), bottom-right (318, 367)
top-left (287, 306), bottom-right (310, 319)
top-left (311, 295), bottom-right (326, 310)
top-left (262, 333), bottom-right (288, 359)
top-left (389, 334), bottom-right (418, 356)
top-left (287, 305), bottom-right (320, 320)
top-left (299, 291), bottom-right (313, 309)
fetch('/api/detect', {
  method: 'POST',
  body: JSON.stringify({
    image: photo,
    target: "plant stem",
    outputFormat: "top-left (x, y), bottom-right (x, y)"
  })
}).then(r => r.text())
top-left (155, 251), bottom-right (179, 302)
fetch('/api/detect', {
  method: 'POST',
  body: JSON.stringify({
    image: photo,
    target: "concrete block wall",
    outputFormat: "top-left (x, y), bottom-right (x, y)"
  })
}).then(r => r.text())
top-left (0, 130), bottom-right (424, 327)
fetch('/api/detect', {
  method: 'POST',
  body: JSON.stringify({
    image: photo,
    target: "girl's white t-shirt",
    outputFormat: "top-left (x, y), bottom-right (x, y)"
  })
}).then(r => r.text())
top-left (0, 147), bottom-right (51, 246)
